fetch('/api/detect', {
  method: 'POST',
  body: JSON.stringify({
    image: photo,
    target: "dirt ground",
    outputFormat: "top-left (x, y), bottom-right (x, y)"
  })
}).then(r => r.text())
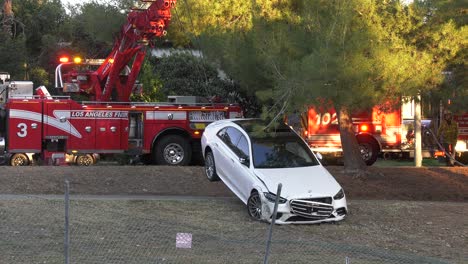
top-left (0, 165), bottom-right (467, 202)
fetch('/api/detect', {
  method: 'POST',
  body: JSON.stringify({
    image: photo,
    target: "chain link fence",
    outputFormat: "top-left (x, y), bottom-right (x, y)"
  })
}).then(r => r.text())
top-left (0, 183), bottom-right (462, 264)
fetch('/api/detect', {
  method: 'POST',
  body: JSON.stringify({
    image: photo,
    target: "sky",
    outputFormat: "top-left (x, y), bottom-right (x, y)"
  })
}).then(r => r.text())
top-left (61, 0), bottom-right (92, 6)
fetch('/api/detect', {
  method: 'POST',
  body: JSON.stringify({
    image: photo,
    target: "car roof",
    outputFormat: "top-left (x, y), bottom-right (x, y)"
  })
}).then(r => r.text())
top-left (231, 118), bottom-right (293, 137)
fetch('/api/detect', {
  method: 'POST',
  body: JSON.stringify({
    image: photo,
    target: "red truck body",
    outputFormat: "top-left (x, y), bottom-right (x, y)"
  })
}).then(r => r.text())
top-left (304, 101), bottom-right (468, 165)
top-left (3, 93), bottom-right (241, 165)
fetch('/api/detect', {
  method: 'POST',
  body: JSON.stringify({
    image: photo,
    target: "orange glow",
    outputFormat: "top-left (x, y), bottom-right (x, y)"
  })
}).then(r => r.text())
top-left (108, 58), bottom-right (115, 64)
top-left (73, 57), bottom-right (82, 64)
top-left (194, 131), bottom-right (200, 135)
top-left (59, 57), bottom-right (69, 63)
top-left (360, 124), bottom-right (369, 132)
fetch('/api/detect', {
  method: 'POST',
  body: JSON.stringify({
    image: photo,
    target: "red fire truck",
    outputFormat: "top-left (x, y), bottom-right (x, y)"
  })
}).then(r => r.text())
top-left (0, 0), bottom-right (242, 166)
top-left (304, 100), bottom-right (468, 165)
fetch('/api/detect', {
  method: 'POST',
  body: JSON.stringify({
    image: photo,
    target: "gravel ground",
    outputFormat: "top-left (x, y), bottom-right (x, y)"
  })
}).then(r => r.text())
top-left (0, 198), bottom-right (466, 263)
top-left (0, 165), bottom-right (467, 263)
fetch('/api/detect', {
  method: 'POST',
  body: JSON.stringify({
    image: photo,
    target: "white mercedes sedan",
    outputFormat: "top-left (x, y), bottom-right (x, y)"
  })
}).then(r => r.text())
top-left (201, 119), bottom-right (347, 224)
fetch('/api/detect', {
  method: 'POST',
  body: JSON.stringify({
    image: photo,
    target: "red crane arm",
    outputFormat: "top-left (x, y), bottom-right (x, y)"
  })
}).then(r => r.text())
top-left (87, 0), bottom-right (176, 102)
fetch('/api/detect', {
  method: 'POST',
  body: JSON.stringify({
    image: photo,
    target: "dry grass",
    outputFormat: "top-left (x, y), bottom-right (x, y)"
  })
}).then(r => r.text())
top-left (0, 197), bottom-right (465, 264)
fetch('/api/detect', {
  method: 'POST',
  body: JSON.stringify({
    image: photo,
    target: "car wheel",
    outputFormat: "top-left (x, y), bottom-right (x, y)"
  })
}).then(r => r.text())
top-left (247, 191), bottom-right (263, 221)
top-left (76, 154), bottom-right (94, 166)
top-left (358, 140), bottom-right (378, 166)
top-left (204, 150), bottom-right (219, 181)
top-left (10, 153), bottom-right (29, 166)
top-left (155, 135), bottom-right (191, 166)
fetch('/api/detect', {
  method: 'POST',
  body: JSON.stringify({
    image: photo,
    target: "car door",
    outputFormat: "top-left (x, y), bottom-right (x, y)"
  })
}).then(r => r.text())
top-left (230, 135), bottom-right (253, 202)
top-left (213, 127), bottom-right (243, 195)
top-left (212, 128), bottom-right (230, 180)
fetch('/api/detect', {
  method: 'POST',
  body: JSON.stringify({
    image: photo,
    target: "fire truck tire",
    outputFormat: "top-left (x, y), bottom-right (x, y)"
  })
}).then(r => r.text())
top-left (358, 140), bottom-right (379, 166)
top-left (10, 153), bottom-right (29, 166)
top-left (75, 154), bottom-right (95, 166)
top-left (154, 135), bottom-right (191, 166)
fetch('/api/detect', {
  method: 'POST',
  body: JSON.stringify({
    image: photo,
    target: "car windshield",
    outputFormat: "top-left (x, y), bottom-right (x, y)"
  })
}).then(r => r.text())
top-left (251, 133), bottom-right (319, 169)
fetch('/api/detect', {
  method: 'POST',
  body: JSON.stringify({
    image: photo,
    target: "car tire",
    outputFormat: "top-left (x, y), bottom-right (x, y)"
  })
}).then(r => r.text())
top-left (247, 191), bottom-right (263, 221)
top-left (358, 139), bottom-right (379, 166)
top-left (204, 150), bottom-right (220, 181)
top-left (154, 135), bottom-right (191, 166)
top-left (10, 153), bottom-right (29, 166)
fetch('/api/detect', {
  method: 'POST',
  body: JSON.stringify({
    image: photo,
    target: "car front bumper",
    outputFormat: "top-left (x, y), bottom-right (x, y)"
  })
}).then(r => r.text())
top-left (261, 195), bottom-right (348, 225)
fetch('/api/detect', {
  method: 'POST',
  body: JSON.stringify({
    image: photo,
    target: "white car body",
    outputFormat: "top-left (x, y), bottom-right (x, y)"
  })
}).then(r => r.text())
top-left (201, 119), bottom-right (347, 224)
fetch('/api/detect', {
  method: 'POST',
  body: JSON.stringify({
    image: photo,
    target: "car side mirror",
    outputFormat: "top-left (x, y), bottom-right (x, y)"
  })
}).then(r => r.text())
top-left (239, 157), bottom-right (250, 167)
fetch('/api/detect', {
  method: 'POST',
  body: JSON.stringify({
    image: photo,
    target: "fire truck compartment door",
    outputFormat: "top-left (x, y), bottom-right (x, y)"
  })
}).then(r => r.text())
top-left (68, 110), bottom-right (96, 151)
top-left (45, 101), bottom-right (71, 140)
top-left (7, 101), bottom-right (42, 152)
top-left (95, 119), bottom-right (123, 151)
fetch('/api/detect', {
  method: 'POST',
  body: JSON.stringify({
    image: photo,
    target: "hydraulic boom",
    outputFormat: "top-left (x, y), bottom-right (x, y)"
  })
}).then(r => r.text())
top-left (57, 0), bottom-right (176, 102)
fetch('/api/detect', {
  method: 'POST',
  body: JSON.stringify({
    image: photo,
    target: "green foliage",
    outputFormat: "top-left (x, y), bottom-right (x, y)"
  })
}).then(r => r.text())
top-left (169, 0), bottom-right (254, 47)
top-left (67, 1), bottom-right (126, 58)
top-left (13, 0), bottom-right (67, 59)
top-left (28, 67), bottom-right (50, 88)
top-left (138, 53), bottom-right (260, 117)
top-left (189, 0), bottom-right (466, 118)
top-left (0, 34), bottom-right (27, 80)
top-left (148, 53), bottom-right (224, 97)
top-left (131, 59), bottom-right (165, 102)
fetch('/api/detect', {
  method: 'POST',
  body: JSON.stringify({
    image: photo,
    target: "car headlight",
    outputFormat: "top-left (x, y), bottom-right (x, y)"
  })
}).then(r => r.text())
top-left (263, 192), bottom-right (287, 204)
top-left (333, 189), bottom-right (345, 200)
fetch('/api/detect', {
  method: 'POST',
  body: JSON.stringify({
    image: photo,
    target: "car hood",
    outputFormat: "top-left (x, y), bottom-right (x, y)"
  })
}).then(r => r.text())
top-left (253, 166), bottom-right (342, 198)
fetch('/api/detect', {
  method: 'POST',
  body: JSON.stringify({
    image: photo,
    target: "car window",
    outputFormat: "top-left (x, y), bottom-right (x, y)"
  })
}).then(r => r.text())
top-left (236, 135), bottom-right (250, 159)
top-left (223, 127), bottom-right (243, 149)
top-left (217, 128), bottom-right (227, 142)
top-left (251, 134), bottom-right (319, 168)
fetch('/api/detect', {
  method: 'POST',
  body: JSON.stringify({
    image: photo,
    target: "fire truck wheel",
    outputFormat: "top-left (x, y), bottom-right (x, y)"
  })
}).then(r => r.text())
top-left (358, 141), bottom-right (379, 166)
top-left (204, 150), bottom-right (220, 181)
top-left (10, 153), bottom-right (29, 166)
top-left (154, 135), bottom-right (191, 166)
top-left (75, 154), bottom-right (95, 166)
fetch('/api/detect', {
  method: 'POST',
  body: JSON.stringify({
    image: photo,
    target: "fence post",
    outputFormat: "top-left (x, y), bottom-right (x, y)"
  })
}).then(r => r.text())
top-left (64, 180), bottom-right (70, 264)
top-left (263, 183), bottom-right (282, 264)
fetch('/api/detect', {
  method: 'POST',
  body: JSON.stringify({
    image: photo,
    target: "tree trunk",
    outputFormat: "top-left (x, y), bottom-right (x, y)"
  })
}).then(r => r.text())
top-left (414, 95), bottom-right (422, 167)
top-left (337, 106), bottom-right (367, 173)
top-left (2, 0), bottom-right (13, 37)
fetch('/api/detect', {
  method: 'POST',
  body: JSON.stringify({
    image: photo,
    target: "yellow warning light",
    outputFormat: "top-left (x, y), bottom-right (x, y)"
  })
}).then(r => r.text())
top-left (194, 131), bottom-right (200, 135)
top-left (73, 57), bottom-right (82, 64)
top-left (109, 58), bottom-right (115, 64)
top-left (360, 124), bottom-right (369, 132)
